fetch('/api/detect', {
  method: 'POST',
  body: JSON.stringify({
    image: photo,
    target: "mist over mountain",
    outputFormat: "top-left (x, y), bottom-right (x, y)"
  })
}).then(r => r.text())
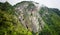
top-left (0, 1), bottom-right (60, 35)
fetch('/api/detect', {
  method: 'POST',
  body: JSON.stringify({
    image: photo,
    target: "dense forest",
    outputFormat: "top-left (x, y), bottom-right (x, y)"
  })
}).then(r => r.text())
top-left (0, 2), bottom-right (33, 35)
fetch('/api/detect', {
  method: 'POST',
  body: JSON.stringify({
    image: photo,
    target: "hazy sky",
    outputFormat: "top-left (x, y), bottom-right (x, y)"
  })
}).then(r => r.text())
top-left (0, 0), bottom-right (60, 9)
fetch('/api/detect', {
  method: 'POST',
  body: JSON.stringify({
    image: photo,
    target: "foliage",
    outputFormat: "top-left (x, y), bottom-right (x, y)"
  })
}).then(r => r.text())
top-left (0, 2), bottom-right (33, 35)
top-left (39, 7), bottom-right (60, 35)
top-left (0, 9), bottom-right (33, 35)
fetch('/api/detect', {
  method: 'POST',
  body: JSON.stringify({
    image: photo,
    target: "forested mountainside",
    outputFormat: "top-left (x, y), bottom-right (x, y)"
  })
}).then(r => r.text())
top-left (0, 1), bottom-right (60, 35)
top-left (0, 2), bottom-right (33, 35)
top-left (39, 7), bottom-right (60, 35)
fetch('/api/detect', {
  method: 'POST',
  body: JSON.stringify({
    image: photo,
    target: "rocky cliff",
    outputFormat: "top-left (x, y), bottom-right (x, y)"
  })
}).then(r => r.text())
top-left (14, 1), bottom-right (45, 33)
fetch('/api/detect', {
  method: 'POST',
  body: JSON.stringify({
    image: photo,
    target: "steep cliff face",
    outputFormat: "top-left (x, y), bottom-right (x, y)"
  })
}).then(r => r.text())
top-left (14, 1), bottom-right (45, 33)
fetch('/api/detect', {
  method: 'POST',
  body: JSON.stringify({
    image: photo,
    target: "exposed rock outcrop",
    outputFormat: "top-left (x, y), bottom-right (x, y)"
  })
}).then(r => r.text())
top-left (14, 1), bottom-right (45, 33)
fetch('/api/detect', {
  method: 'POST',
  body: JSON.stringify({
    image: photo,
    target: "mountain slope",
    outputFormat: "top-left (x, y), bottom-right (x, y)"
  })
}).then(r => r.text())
top-left (0, 1), bottom-right (60, 35)
top-left (0, 2), bottom-right (33, 35)
top-left (39, 6), bottom-right (60, 35)
top-left (14, 1), bottom-right (45, 33)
